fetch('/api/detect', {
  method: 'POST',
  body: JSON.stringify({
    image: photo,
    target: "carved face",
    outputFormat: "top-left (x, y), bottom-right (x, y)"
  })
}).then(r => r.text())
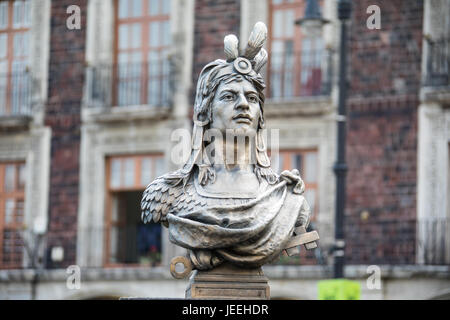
top-left (209, 78), bottom-right (261, 134)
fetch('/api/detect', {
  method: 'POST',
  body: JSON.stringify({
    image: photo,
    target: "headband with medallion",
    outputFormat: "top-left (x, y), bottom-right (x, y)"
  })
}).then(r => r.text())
top-left (193, 22), bottom-right (268, 119)
top-left (219, 22), bottom-right (268, 77)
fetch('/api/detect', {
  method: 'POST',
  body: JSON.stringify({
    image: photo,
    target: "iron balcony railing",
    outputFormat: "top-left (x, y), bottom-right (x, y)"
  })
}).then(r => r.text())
top-left (85, 59), bottom-right (172, 109)
top-left (0, 71), bottom-right (33, 117)
top-left (424, 37), bottom-right (450, 87)
top-left (0, 223), bottom-right (163, 270)
top-left (267, 49), bottom-right (333, 100)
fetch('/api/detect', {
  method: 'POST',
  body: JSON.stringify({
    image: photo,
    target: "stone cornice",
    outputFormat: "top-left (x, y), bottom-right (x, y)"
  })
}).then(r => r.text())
top-left (1, 265), bottom-right (449, 283)
top-left (82, 105), bottom-right (172, 124)
top-left (264, 96), bottom-right (334, 118)
top-left (0, 115), bottom-right (33, 132)
top-left (420, 86), bottom-right (450, 105)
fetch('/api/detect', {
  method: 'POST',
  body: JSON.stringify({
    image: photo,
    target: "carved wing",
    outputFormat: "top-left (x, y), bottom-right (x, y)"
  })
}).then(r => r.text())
top-left (170, 182), bottom-right (208, 213)
top-left (141, 174), bottom-right (185, 225)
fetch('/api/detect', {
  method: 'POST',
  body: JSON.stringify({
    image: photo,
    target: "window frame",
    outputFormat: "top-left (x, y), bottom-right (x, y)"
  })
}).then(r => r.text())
top-left (267, 0), bottom-right (325, 99)
top-left (273, 148), bottom-right (319, 219)
top-left (0, 161), bottom-right (26, 269)
top-left (0, 0), bottom-right (31, 115)
top-left (112, 0), bottom-right (171, 107)
top-left (104, 153), bottom-right (164, 268)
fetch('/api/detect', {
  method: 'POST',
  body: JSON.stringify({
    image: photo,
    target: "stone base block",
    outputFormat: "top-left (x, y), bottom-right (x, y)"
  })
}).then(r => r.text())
top-left (185, 263), bottom-right (270, 300)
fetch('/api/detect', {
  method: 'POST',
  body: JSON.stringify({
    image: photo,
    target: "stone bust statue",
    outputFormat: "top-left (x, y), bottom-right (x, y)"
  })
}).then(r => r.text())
top-left (141, 22), bottom-right (314, 274)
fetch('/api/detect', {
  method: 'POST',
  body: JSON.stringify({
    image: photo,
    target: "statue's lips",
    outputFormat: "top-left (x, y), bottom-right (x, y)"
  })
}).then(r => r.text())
top-left (232, 114), bottom-right (253, 124)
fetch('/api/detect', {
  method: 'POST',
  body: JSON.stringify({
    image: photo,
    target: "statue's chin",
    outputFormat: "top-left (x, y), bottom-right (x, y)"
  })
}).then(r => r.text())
top-left (226, 125), bottom-right (257, 137)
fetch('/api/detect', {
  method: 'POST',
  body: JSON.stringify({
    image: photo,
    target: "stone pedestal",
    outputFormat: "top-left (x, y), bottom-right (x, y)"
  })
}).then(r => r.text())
top-left (185, 263), bottom-right (270, 300)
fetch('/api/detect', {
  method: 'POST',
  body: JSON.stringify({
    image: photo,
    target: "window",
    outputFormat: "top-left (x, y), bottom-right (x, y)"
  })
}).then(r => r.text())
top-left (114, 0), bottom-right (171, 107)
top-left (270, 149), bottom-right (319, 265)
top-left (0, 0), bottom-right (31, 115)
top-left (105, 154), bottom-right (165, 266)
top-left (272, 149), bottom-right (318, 218)
top-left (268, 0), bottom-right (324, 98)
top-left (0, 162), bottom-right (26, 269)
top-left (423, 2), bottom-right (450, 87)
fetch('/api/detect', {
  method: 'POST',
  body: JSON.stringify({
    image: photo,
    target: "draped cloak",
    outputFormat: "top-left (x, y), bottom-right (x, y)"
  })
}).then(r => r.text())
top-left (166, 179), bottom-right (309, 269)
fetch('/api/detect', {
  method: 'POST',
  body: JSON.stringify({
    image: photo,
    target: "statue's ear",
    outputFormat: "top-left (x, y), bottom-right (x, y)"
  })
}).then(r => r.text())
top-left (197, 110), bottom-right (209, 123)
top-left (258, 113), bottom-right (265, 129)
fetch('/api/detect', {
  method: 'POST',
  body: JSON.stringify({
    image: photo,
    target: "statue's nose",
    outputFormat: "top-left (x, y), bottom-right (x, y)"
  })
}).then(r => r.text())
top-left (235, 94), bottom-right (249, 110)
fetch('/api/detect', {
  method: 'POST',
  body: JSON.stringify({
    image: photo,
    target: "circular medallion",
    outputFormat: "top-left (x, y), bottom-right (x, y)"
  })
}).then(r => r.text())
top-left (170, 256), bottom-right (193, 279)
top-left (234, 57), bottom-right (252, 74)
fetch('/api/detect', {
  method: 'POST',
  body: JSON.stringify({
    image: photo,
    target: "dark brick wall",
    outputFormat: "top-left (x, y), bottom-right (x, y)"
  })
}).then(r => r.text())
top-left (345, 0), bottom-right (423, 264)
top-left (192, 0), bottom-right (241, 103)
top-left (44, 0), bottom-right (87, 268)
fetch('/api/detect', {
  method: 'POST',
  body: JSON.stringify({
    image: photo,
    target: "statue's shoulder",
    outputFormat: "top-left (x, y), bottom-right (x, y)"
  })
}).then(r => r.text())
top-left (141, 169), bottom-right (193, 225)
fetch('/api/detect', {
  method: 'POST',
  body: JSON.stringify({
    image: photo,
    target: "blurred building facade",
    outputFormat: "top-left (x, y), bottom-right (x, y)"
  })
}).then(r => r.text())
top-left (0, 0), bottom-right (449, 300)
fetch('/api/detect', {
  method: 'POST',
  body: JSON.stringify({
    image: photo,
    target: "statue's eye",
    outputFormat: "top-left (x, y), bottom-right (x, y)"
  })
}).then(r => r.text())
top-left (247, 95), bottom-right (258, 103)
top-left (222, 94), bottom-right (234, 101)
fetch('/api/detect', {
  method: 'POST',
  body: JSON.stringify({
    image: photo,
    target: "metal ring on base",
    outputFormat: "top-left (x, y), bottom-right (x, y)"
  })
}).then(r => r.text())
top-left (170, 256), bottom-right (193, 279)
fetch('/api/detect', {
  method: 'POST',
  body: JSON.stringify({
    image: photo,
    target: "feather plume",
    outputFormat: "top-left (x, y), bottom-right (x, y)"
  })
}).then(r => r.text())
top-left (224, 34), bottom-right (239, 61)
top-left (253, 48), bottom-right (268, 73)
top-left (244, 22), bottom-right (267, 59)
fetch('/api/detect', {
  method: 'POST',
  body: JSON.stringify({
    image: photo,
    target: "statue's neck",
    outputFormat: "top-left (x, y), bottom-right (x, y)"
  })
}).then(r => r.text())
top-left (199, 133), bottom-right (262, 198)
top-left (211, 133), bottom-right (255, 172)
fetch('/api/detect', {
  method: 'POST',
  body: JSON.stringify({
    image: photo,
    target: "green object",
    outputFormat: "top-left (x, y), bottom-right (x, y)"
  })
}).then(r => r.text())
top-left (318, 279), bottom-right (361, 300)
